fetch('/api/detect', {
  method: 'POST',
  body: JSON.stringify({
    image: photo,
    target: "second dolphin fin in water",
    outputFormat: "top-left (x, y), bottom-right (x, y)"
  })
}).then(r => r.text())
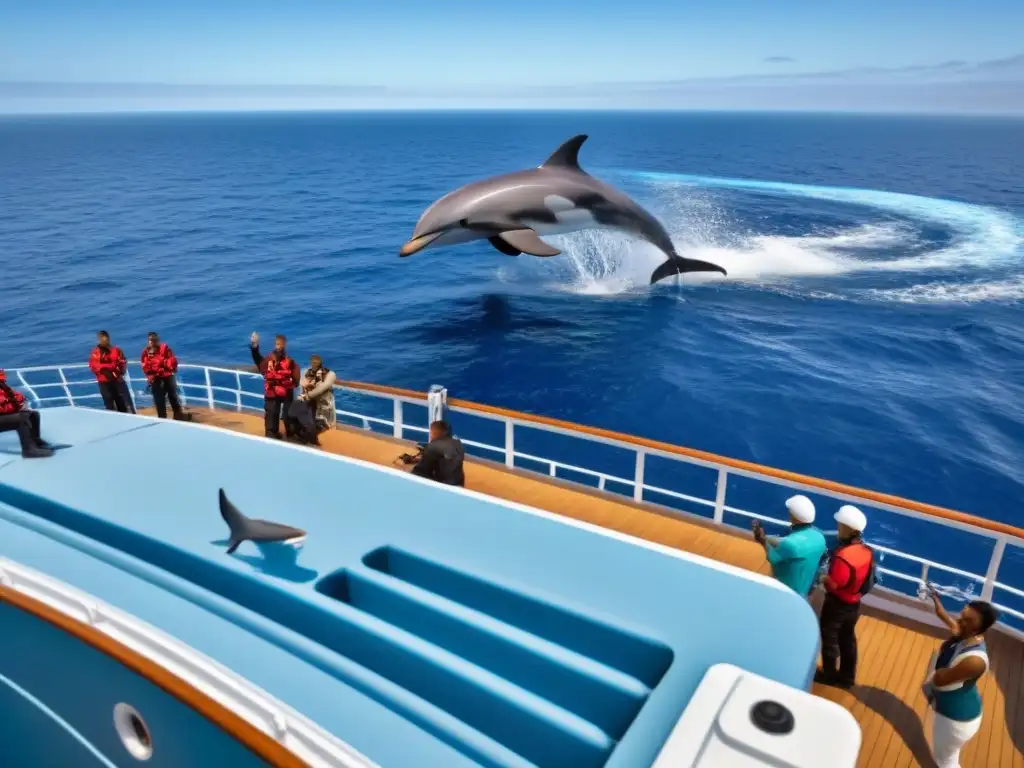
top-left (650, 256), bottom-right (728, 284)
top-left (219, 488), bottom-right (307, 554)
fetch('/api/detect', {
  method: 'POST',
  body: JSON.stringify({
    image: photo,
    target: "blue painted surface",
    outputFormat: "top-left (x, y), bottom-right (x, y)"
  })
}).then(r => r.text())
top-left (0, 408), bottom-right (820, 768)
top-left (0, 605), bottom-right (273, 768)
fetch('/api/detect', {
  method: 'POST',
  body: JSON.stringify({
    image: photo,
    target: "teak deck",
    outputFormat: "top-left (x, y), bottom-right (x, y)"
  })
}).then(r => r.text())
top-left (174, 407), bottom-right (1024, 768)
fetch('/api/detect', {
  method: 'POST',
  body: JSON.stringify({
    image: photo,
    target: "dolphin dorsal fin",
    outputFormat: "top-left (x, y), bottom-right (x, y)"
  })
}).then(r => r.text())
top-left (541, 134), bottom-right (588, 170)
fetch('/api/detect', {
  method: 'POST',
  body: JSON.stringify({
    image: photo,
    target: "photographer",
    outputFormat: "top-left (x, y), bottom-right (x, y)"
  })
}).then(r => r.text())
top-left (396, 420), bottom-right (465, 487)
top-left (752, 495), bottom-right (827, 598)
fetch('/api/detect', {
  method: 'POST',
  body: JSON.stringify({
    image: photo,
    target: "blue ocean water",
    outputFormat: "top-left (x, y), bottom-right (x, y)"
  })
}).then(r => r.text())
top-left (1, 111), bottom-right (1023, 599)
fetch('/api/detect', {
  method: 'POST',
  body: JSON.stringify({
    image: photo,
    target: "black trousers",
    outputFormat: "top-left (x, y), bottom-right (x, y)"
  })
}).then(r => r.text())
top-left (0, 410), bottom-right (42, 452)
top-left (98, 380), bottom-right (130, 412)
top-left (819, 594), bottom-right (861, 684)
top-left (264, 391), bottom-right (295, 437)
top-left (151, 376), bottom-right (183, 419)
top-left (287, 399), bottom-right (322, 444)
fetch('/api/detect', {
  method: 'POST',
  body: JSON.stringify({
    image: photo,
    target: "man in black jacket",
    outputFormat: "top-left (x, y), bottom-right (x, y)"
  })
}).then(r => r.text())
top-left (408, 420), bottom-right (465, 487)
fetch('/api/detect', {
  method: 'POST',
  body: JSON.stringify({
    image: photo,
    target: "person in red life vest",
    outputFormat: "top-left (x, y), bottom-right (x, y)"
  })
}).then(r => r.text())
top-left (249, 332), bottom-right (300, 439)
top-left (815, 504), bottom-right (875, 690)
top-left (89, 330), bottom-right (132, 413)
top-left (0, 369), bottom-right (53, 458)
top-left (141, 332), bottom-right (189, 421)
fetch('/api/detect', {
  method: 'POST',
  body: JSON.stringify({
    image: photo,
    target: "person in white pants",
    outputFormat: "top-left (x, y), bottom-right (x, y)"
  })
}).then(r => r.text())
top-left (921, 585), bottom-right (999, 768)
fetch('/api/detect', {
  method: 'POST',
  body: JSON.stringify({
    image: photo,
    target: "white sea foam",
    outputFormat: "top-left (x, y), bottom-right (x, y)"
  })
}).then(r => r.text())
top-left (498, 171), bottom-right (1024, 303)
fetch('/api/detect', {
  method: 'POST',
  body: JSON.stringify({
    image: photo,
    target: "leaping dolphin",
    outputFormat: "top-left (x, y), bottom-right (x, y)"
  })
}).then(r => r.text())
top-left (399, 135), bottom-right (727, 284)
top-left (218, 488), bottom-right (307, 555)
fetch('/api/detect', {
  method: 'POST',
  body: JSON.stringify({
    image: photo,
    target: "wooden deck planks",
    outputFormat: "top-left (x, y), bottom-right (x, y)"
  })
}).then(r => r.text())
top-left (161, 407), bottom-right (1024, 768)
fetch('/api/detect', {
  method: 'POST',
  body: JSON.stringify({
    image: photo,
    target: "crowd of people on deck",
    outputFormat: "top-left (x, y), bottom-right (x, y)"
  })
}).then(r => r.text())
top-left (0, 329), bottom-right (465, 487)
top-left (754, 497), bottom-right (999, 768)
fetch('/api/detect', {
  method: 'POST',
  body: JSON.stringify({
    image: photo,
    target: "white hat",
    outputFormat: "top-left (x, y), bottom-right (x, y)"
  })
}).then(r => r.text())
top-left (835, 504), bottom-right (867, 533)
top-left (785, 495), bottom-right (816, 524)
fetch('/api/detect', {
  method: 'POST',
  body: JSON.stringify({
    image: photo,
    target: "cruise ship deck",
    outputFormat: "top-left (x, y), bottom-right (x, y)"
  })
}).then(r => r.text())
top-left (183, 407), bottom-right (1024, 768)
top-left (5, 361), bottom-right (1024, 767)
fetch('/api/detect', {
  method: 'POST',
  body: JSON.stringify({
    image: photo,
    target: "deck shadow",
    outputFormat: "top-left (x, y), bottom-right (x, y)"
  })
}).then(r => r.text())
top-left (854, 686), bottom-right (937, 768)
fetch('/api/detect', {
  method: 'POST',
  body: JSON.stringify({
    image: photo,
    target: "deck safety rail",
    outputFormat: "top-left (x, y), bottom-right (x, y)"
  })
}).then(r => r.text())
top-left (9, 362), bottom-right (1024, 637)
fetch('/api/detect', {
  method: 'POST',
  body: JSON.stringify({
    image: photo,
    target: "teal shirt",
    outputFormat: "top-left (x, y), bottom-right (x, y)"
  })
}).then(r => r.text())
top-left (766, 524), bottom-right (828, 596)
top-left (933, 639), bottom-right (987, 722)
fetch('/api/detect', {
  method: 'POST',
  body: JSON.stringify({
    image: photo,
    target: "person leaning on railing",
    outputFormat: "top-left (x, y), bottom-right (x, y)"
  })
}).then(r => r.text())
top-left (289, 354), bottom-right (337, 446)
top-left (140, 332), bottom-right (190, 421)
top-left (395, 420), bottom-right (466, 487)
top-left (0, 369), bottom-right (53, 458)
top-left (89, 330), bottom-right (133, 414)
top-left (921, 586), bottom-right (998, 768)
top-left (250, 332), bottom-right (300, 440)
top-left (752, 495), bottom-right (827, 598)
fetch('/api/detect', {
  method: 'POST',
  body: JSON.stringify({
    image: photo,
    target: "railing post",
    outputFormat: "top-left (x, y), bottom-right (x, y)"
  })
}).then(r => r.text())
top-left (57, 367), bottom-right (74, 406)
top-left (981, 537), bottom-right (1007, 602)
top-left (427, 385), bottom-right (447, 425)
top-left (14, 370), bottom-right (41, 409)
top-left (234, 372), bottom-right (242, 410)
top-left (918, 564), bottom-right (930, 600)
top-left (393, 400), bottom-right (403, 439)
top-left (505, 420), bottom-right (515, 468)
top-left (633, 451), bottom-right (645, 502)
top-left (204, 367), bottom-right (214, 410)
top-left (713, 468), bottom-right (728, 524)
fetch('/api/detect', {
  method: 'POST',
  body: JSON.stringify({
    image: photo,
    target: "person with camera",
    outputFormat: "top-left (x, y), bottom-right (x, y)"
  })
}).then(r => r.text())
top-left (289, 353), bottom-right (337, 446)
top-left (752, 495), bottom-right (827, 598)
top-left (395, 420), bottom-right (465, 487)
top-left (921, 585), bottom-right (997, 768)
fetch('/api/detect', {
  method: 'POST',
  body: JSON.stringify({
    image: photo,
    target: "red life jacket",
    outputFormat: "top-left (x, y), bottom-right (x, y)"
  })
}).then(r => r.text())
top-left (827, 541), bottom-right (875, 604)
top-left (0, 383), bottom-right (26, 415)
top-left (264, 355), bottom-right (297, 398)
top-left (89, 345), bottom-right (126, 383)
top-left (141, 343), bottom-right (177, 382)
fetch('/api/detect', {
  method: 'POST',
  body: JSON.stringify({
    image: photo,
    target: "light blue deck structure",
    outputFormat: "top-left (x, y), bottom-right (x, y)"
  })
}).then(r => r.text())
top-left (0, 407), bottom-right (821, 768)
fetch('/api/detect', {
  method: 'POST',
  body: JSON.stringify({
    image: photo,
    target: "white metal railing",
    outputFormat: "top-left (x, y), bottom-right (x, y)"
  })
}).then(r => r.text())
top-left (7, 362), bottom-right (1024, 635)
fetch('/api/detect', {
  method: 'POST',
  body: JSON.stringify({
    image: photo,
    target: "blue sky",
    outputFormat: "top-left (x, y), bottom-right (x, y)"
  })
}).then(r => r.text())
top-left (2, 0), bottom-right (1023, 112)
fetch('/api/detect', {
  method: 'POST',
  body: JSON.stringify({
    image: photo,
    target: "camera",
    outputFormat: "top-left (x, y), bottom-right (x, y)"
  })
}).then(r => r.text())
top-left (650, 664), bottom-right (860, 767)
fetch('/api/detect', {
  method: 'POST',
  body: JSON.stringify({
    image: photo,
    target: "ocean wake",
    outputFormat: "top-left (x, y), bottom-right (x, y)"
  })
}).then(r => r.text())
top-left (498, 171), bottom-right (1024, 304)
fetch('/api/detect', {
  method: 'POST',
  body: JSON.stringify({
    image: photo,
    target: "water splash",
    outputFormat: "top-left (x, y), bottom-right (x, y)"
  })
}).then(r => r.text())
top-left (498, 171), bottom-right (1024, 303)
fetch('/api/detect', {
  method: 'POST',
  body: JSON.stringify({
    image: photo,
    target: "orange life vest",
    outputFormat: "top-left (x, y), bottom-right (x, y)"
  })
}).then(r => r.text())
top-left (264, 355), bottom-right (297, 398)
top-left (827, 541), bottom-right (875, 604)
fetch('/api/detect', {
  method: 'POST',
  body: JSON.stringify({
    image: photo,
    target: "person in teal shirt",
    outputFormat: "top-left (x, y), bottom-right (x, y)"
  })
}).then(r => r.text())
top-left (752, 495), bottom-right (828, 596)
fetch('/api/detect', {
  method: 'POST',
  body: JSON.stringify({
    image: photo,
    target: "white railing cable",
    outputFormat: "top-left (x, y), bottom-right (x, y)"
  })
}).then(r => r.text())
top-left (9, 363), bottom-right (1024, 630)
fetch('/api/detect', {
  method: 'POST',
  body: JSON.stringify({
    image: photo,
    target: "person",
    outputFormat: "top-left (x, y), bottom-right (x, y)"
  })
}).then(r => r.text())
top-left (815, 504), bottom-right (875, 690)
top-left (249, 332), bottom-right (300, 439)
top-left (922, 587), bottom-right (998, 768)
top-left (140, 332), bottom-right (188, 420)
top-left (89, 330), bottom-right (131, 413)
top-left (752, 495), bottom-right (827, 597)
top-left (0, 369), bottom-right (53, 458)
top-left (405, 420), bottom-right (465, 486)
top-left (289, 354), bottom-right (337, 445)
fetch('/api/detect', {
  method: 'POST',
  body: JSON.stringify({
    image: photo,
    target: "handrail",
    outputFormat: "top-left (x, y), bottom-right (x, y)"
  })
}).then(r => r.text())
top-left (8, 362), bottom-right (1024, 634)
top-left (327, 379), bottom-right (1024, 542)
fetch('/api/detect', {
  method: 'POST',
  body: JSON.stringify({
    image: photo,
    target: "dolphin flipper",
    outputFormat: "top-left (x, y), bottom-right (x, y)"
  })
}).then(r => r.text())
top-left (488, 235), bottom-right (522, 256)
top-left (498, 229), bottom-right (561, 257)
top-left (650, 257), bottom-right (728, 284)
top-left (219, 488), bottom-right (307, 554)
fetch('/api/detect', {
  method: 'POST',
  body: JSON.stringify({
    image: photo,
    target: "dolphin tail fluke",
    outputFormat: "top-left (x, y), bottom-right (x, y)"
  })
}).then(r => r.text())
top-left (650, 256), bottom-right (728, 284)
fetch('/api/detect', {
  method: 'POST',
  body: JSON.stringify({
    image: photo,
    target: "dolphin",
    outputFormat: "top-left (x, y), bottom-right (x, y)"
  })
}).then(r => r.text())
top-left (399, 134), bottom-right (727, 284)
top-left (218, 488), bottom-right (307, 555)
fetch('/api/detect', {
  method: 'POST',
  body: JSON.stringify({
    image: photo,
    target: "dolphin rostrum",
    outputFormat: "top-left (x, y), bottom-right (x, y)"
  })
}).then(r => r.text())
top-left (218, 488), bottom-right (307, 554)
top-left (399, 134), bottom-right (727, 284)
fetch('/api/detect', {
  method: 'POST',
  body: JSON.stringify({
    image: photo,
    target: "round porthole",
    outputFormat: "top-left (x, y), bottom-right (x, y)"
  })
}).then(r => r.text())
top-left (113, 703), bottom-right (153, 761)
